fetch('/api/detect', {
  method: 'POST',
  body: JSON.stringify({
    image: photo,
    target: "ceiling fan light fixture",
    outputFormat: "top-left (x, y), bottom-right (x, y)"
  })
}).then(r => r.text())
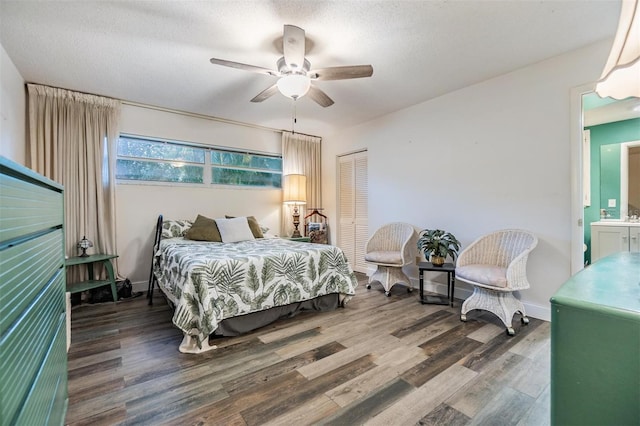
top-left (277, 74), bottom-right (311, 100)
top-left (595, 0), bottom-right (640, 99)
top-left (209, 25), bottom-right (372, 107)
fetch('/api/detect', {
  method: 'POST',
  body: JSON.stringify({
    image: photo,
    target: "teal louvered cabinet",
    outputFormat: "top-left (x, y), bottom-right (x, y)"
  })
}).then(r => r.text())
top-left (0, 157), bottom-right (67, 425)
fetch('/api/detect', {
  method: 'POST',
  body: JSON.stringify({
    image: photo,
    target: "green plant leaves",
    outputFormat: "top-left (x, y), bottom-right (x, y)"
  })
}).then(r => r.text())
top-left (417, 228), bottom-right (461, 260)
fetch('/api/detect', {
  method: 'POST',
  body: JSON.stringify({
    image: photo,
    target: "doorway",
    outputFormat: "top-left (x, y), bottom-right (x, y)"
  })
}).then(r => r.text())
top-left (572, 88), bottom-right (640, 271)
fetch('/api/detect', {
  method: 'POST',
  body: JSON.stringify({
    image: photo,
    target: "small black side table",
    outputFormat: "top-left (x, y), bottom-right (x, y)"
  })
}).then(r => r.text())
top-left (418, 261), bottom-right (456, 306)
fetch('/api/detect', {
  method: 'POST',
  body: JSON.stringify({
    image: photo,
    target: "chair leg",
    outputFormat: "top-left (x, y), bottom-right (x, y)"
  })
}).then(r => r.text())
top-left (369, 265), bottom-right (411, 296)
top-left (461, 286), bottom-right (526, 335)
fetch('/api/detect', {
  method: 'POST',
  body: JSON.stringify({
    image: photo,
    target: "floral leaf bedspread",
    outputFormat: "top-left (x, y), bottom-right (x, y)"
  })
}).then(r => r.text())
top-left (154, 237), bottom-right (358, 345)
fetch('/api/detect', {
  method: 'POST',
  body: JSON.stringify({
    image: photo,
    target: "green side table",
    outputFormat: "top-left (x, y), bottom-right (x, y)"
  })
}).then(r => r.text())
top-left (65, 254), bottom-right (119, 302)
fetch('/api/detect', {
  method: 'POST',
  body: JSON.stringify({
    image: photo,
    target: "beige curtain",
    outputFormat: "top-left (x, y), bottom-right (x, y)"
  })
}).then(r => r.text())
top-left (27, 84), bottom-right (120, 279)
top-left (281, 131), bottom-right (322, 237)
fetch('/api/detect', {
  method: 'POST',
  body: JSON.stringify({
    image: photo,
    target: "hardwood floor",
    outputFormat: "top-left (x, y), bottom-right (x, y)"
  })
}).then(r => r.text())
top-left (66, 274), bottom-right (550, 425)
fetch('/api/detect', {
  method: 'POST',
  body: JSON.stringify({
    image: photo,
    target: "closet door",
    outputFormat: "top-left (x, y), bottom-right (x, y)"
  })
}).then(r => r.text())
top-left (338, 151), bottom-right (368, 273)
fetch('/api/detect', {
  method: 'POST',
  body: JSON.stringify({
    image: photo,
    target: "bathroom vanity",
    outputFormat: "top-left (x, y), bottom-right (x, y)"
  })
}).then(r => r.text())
top-left (591, 221), bottom-right (640, 262)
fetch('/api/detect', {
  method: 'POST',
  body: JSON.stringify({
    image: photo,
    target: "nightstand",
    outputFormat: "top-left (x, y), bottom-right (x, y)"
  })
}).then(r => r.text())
top-left (282, 236), bottom-right (311, 242)
top-left (65, 254), bottom-right (119, 302)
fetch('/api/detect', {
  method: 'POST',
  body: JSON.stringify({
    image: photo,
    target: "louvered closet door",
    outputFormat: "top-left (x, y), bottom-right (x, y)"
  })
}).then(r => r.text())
top-left (338, 158), bottom-right (355, 265)
top-left (338, 151), bottom-right (368, 273)
top-left (353, 154), bottom-right (368, 272)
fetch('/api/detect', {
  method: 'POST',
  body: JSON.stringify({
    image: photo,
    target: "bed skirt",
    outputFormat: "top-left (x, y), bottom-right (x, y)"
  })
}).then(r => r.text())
top-left (177, 293), bottom-right (341, 353)
top-left (213, 293), bottom-right (339, 336)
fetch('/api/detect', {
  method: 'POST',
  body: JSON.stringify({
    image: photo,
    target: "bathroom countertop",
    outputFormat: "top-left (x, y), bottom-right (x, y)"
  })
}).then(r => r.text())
top-left (592, 220), bottom-right (640, 227)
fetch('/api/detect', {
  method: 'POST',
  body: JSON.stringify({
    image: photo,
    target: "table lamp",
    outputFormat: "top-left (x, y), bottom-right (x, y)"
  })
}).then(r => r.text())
top-left (283, 174), bottom-right (307, 238)
top-left (77, 236), bottom-right (93, 257)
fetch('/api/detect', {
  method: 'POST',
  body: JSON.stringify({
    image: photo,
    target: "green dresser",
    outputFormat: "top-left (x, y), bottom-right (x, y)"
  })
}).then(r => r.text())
top-left (550, 252), bottom-right (640, 425)
top-left (0, 157), bottom-right (67, 425)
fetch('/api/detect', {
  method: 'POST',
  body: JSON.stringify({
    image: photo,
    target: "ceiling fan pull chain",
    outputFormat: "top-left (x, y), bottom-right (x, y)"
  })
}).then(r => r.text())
top-left (292, 100), bottom-right (297, 134)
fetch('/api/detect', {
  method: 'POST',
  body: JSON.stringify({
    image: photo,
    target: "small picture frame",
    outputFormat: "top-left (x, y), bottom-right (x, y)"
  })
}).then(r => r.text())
top-left (308, 222), bottom-right (328, 244)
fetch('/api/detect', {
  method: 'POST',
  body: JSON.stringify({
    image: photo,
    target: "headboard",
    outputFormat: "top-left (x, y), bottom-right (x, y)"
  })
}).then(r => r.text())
top-left (147, 214), bottom-right (163, 305)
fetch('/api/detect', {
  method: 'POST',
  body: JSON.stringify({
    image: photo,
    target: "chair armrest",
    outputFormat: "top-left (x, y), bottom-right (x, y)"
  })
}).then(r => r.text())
top-left (399, 230), bottom-right (417, 265)
top-left (505, 248), bottom-right (534, 290)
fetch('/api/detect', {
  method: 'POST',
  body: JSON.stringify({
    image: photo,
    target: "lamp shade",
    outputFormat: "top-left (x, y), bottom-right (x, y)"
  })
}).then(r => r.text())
top-left (77, 235), bottom-right (93, 257)
top-left (595, 0), bottom-right (640, 99)
top-left (277, 74), bottom-right (311, 100)
top-left (283, 174), bottom-right (307, 204)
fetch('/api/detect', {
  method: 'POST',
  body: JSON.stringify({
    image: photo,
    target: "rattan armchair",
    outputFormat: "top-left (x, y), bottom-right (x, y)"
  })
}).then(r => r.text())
top-left (456, 229), bottom-right (538, 335)
top-left (364, 222), bottom-right (417, 296)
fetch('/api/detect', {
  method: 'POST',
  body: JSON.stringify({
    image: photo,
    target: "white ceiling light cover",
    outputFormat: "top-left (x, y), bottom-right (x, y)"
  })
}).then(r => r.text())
top-left (595, 0), bottom-right (640, 100)
top-left (277, 74), bottom-right (311, 100)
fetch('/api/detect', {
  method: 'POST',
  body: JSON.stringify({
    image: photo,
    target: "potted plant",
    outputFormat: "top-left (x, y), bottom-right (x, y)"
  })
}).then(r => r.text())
top-left (417, 229), bottom-right (461, 266)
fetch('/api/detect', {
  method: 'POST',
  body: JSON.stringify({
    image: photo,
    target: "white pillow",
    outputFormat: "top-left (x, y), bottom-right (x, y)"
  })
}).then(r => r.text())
top-left (215, 217), bottom-right (255, 243)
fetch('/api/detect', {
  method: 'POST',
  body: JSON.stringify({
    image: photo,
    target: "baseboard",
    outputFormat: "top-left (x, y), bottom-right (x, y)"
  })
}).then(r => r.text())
top-left (521, 301), bottom-right (551, 322)
top-left (141, 274), bottom-right (552, 322)
top-left (131, 280), bottom-right (147, 294)
top-left (408, 277), bottom-right (551, 322)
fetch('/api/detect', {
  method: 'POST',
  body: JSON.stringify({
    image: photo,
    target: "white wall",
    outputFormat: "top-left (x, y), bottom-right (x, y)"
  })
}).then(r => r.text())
top-left (1, 43), bottom-right (26, 165)
top-left (117, 104), bottom-right (283, 288)
top-left (322, 40), bottom-right (612, 321)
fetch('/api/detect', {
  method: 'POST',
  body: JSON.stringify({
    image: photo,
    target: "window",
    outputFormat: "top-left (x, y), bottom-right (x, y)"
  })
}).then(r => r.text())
top-left (116, 135), bottom-right (282, 187)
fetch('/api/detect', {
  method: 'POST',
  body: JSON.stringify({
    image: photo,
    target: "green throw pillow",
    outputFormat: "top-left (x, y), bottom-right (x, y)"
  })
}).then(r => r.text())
top-left (185, 214), bottom-right (222, 242)
top-left (225, 215), bottom-right (264, 238)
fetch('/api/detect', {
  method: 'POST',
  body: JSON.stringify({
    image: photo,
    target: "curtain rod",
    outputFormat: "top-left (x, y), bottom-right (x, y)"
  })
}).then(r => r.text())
top-left (121, 100), bottom-right (281, 133)
top-left (122, 100), bottom-right (321, 139)
top-left (26, 83), bottom-right (322, 138)
top-left (283, 130), bottom-right (323, 140)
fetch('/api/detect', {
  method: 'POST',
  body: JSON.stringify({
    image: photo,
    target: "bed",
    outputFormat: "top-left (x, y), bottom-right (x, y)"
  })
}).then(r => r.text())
top-left (149, 215), bottom-right (358, 354)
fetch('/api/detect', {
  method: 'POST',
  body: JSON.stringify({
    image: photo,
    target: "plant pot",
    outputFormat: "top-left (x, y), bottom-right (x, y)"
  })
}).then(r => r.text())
top-left (431, 256), bottom-right (445, 266)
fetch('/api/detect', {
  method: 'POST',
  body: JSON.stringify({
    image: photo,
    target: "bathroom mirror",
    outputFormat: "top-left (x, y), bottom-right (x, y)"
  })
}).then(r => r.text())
top-left (599, 140), bottom-right (640, 220)
top-left (621, 143), bottom-right (640, 218)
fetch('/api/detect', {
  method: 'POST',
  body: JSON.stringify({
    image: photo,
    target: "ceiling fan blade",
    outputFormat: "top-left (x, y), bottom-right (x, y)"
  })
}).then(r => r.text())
top-left (283, 25), bottom-right (306, 71)
top-left (250, 84), bottom-right (279, 103)
top-left (307, 85), bottom-right (334, 107)
top-left (309, 65), bottom-right (373, 81)
top-left (210, 58), bottom-right (278, 76)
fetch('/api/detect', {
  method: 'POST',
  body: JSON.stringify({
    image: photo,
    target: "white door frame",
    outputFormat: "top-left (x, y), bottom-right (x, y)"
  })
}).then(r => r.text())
top-left (570, 83), bottom-right (595, 275)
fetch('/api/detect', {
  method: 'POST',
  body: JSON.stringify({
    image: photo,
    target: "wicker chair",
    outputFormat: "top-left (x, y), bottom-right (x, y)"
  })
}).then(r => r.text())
top-left (364, 222), bottom-right (417, 296)
top-left (457, 229), bottom-right (538, 335)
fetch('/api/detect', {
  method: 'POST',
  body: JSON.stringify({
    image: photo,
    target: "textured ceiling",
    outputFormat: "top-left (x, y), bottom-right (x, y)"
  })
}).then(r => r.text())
top-left (0, 0), bottom-right (622, 137)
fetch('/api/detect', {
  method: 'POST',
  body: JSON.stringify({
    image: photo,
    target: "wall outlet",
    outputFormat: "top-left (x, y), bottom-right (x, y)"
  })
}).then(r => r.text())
top-left (608, 199), bottom-right (616, 208)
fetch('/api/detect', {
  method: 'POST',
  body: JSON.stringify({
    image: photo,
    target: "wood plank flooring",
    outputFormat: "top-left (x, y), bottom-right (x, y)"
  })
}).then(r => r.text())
top-left (66, 274), bottom-right (550, 425)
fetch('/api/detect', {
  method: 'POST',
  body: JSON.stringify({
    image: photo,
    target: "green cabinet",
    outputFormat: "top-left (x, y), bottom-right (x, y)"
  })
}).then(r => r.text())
top-left (0, 157), bottom-right (67, 425)
top-left (550, 252), bottom-right (640, 425)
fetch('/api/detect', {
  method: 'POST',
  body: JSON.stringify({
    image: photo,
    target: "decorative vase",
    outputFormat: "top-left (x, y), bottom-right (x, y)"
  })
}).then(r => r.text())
top-left (431, 256), bottom-right (445, 266)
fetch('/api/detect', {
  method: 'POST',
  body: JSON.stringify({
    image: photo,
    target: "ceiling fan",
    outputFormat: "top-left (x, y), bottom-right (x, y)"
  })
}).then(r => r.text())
top-left (209, 25), bottom-right (373, 107)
